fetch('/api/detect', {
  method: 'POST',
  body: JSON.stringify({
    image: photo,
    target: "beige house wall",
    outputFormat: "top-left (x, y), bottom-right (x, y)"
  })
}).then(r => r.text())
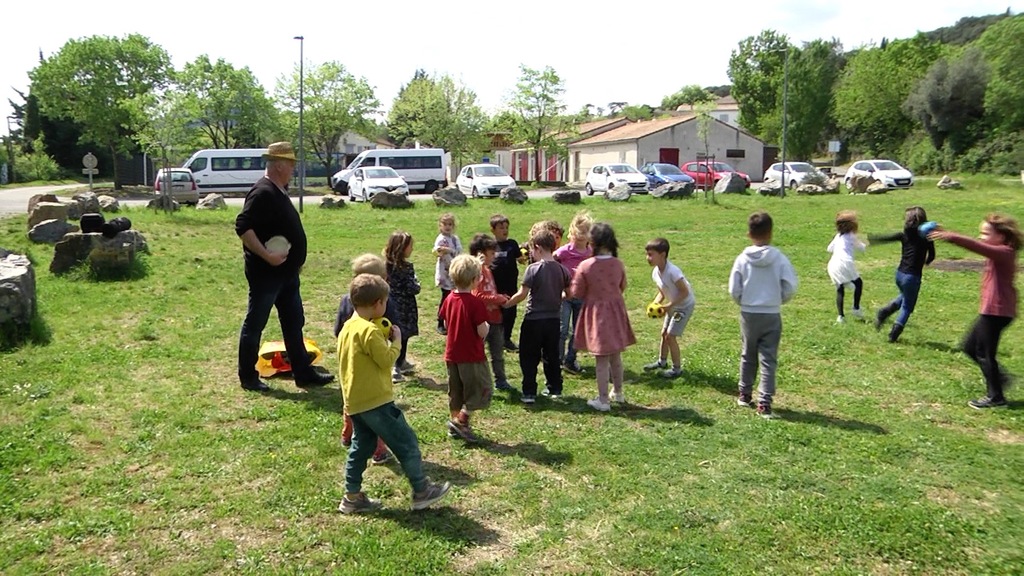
top-left (636, 121), bottom-right (764, 178)
top-left (568, 144), bottom-right (638, 183)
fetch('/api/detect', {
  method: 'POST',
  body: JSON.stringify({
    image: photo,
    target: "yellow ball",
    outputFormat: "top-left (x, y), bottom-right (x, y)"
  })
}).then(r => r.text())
top-left (373, 317), bottom-right (392, 336)
top-left (646, 302), bottom-right (666, 319)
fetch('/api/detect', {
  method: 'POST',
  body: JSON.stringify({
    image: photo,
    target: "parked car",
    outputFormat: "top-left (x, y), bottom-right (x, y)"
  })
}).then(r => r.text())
top-left (763, 162), bottom-right (824, 188)
top-left (456, 164), bottom-right (516, 198)
top-left (639, 163), bottom-right (696, 189)
top-left (584, 163), bottom-right (648, 195)
top-left (681, 161), bottom-right (750, 187)
top-left (844, 159), bottom-right (914, 190)
top-left (153, 168), bottom-right (199, 205)
top-left (347, 166), bottom-right (409, 202)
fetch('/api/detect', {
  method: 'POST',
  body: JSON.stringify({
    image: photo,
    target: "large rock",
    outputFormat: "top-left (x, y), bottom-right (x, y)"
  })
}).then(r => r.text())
top-left (27, 193), bottom-right (59, 214)
top-left (500, 186), bottom-right (528, 204)
top-left (866, 181), bottom-right (889, 194)
top-left (0, 252), bottom-right (36, 327)
top-left (937, 175), bottom-right (963, 190)
top-left (758, 179), bottom-right (783, 197)
top-left (97, 195), bottom-right (120, 212)
top-left (651, 181), bottom-right (694, 199)
top-left (604, 184), bottom-right (632, 202)
top-left (847, 174), bottom-right (878, 194)
top-left (62, 200), bottom-right (83, 220)
top-left (28, 219), bottom-right (79, 244)
top-left (370, 191), bottom-right (413, 209)
top-left (795, 184), bottom-right (827, 196)
top-left (72, 191), bottom-right (100, 214)
top-left (319, 195), bottom-right (346, 209)
top-left (824, 177), bottom-right (842, 194)
top-left (50, 231), bottom-right (147, 275)
top-left (28, 202), bottom-right (70, 229)
top-left (552, 190), bottom-right (581, 204)
top-left (148, 196), bottom-right (180, 211)
top-left (197, 193), bottom-right (227, 210)
top-left (715, 173), bottom-right (748, 194)
top-left (433, 188), bottom-right (467, 207)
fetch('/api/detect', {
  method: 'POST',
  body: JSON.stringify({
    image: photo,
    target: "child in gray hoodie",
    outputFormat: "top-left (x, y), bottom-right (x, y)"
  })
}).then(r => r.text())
top-left (728, 211), bottom-right (798, 419)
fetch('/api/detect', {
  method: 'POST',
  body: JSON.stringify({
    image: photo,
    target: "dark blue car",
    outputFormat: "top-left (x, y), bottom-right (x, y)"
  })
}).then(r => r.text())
top-left (639, 163), bottom-right (696, 190)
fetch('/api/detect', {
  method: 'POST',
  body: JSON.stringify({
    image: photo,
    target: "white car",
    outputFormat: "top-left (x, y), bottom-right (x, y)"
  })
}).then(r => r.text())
top-left (844, 159), bottom-right (914, 190)
top-left (347, 167), bottom-right (409, 202)
top-left (584, 163), bottom-right (648, 195)
top-left (762, 162), bottom-right (824, 188)
top-left (456, 164), bottom-right (516, 198)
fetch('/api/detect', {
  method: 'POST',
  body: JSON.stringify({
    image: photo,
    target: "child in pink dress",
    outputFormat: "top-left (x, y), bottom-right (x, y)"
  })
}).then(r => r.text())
top-left (571, 222), bottom-right (637, 411)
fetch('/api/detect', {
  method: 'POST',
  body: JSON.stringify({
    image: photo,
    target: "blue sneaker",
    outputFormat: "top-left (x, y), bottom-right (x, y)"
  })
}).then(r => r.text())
top-left (495, 379), bottom-right (513, 391)
top-left (521, 394), bottom-right (536, 405)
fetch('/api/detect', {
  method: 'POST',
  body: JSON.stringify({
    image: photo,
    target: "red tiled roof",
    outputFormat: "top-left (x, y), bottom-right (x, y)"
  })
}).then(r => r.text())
top-left (570, 115), bottom-right (697, 147)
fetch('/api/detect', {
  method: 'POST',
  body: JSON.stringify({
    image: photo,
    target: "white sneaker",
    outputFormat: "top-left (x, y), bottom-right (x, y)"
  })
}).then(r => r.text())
top-left (643, 359), bottom-right (667, 371)
top-left (391, 368), bottom-right (405, 383)
top-left (587, 398), bottom-right (611, 412)
top-left (611, 392), bottom-right (626, 403)
top-left (851, 308), bottom-right (864, 320)
top-left (660, 367), bottom-right (683, 379)
top-left (836, 315), bottom-right (846, 324)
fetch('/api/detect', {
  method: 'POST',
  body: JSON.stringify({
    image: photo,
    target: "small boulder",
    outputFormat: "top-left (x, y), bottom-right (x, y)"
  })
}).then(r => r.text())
top-left (27, 193), bottom-right (59, 214)
top-left (432, 188), bottom-right (467, 207)
top-left (847, 174), bottom-right (877, 194)
top-left (604, 184), bottom-right (632, 202)
top-left (62, 200), bottom-right (83, 220)
top-left (937, 175), bottom-right (963, 190)
top-left (824, 177), bottom-right (842, 194)
top-left (28, 219), bottom-right (79, 244)
top-left (319, 195), bottom-right (346, 209)
top-left (50, 231), bottom-right (147, 275)
top-left (72, 191), bottom-right (100, 214)
top-left (866, 181), bottom-right (889, 194)
top-left (148, 197), bottom-right (180, 211)
top-left (370, 192), bottom-right (413, 209)
top-left (97, 195), bottom-right (120, 212)
top-left (0, 252), bottom-right (36, 327)
top-left (500, 186), bottom-right (528, 204)
top-left (552, 190), bottom-right (581, 204)
top-left (795, 184), bottom-right (827, 196)
top-left (651, 182), bottom-right (694, 199)
top-left (715, 173), bottom-right (748, 194)
top-left (197, 193), bottom-right (227, 210)
top-left (758, 180), bottom-right (783, 197)
top-left (28, 202), bottom-right (70, 229)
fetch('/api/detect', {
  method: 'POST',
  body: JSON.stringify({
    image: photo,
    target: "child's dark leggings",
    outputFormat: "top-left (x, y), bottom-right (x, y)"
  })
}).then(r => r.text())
top-left (437, 289), bottom-right (451, 329)
top-left (836, 278), bottom-right (863, 316)
top-left (962, 314), bottom-right (1013, 401)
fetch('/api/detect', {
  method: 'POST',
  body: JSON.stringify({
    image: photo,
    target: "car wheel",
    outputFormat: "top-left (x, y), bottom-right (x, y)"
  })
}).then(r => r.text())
top-left (585, 183), bottom-right (594, 196)
top-left (424, 180), bottom-right (438, 194)
top-left (789, 180), bottom-right (797, 189)
top-left (335, 180), bottom-right (349, 195)
top-left (472, 186), bottom-right (479, 199)
top-left (844, 178), bottom-right (852, 190)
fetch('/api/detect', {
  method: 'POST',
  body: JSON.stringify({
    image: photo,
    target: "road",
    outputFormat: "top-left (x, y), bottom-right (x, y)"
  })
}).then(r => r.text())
top-left (1, 185), bottom-right (566, 217)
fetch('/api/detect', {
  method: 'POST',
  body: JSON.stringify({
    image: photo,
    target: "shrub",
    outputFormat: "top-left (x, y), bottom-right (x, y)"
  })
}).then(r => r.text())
top-left (12, 138), bottom-right (62, 182)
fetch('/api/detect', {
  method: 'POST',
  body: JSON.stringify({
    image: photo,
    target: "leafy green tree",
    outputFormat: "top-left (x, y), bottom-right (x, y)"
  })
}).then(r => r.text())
top-left (903, 47), bottom-right (988, 154)
top-left (276, 61), bottom-right (379, 173)
top-left (660, 85), bottom-right (715, 110)
top-left (504, 65), bottom-right (569, 183)
top-left (176, 55), bottom-right (279, 149)
top-left (976, 14), bottom-right (1024, 133)
top-left (386, 73), bottom-right (489, 166)
top-left (622, 104), bottom-right (655, 121)
top-left (386, 70), bottom-right (432, 147)
top-left (727, 30), bottom-right (789, 136)
top-left (833, 35), bottom-right (945, 156)
top-left (29, 34), bottom-right (172, 187)
top-left (128, 91), bottom-right (200, 168)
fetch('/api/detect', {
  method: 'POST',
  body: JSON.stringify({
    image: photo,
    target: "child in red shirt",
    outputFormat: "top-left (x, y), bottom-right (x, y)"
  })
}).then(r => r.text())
top-left (438, 254), bottom-right (492, 441)
top-left (929, 213), bottom-right (1022, 409)
top-left (470, 234), bottom-right (512, 391)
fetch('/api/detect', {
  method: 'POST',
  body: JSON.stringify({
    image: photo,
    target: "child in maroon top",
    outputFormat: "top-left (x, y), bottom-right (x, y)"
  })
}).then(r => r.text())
top-left (470, 234), bottom-right (512, 392)
top-left (929, 213), bottom-right (1022, 409)
top-left (439, 254), bottom-right (492, 441)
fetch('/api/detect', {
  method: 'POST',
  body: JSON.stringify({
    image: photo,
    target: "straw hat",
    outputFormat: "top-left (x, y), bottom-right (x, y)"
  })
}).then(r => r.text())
top-left (262, 142), bottom-right (297, 161)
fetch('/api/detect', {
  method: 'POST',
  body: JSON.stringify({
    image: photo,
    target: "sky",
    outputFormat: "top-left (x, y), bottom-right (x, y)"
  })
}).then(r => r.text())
top-left (1, 0), bottom-right (1020, 134)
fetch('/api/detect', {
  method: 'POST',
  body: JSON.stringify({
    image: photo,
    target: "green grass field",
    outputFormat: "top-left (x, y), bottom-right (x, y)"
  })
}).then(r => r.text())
top-left (1, 180), bottom-right (1022, 575)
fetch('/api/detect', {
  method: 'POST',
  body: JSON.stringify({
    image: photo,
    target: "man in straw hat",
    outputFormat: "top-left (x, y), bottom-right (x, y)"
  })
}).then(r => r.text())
top-left (234, 141), bottom-right (335, 391)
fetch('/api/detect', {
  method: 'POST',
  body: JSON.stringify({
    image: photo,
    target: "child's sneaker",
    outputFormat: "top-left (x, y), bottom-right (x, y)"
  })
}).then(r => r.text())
top-left (611, 391), bottom-right (626, 403)
top-left (643, 359), bottom-right (667, 371)
top-left (587, 397), bottom-right (611, 412)
top-left (495, 379), bottom-right (513, 391)
top-left (968, 396), bottom-right (1008, 409)
top-left (391, 368), bottom-right (405, 383)
top-left (737, 393), bottom-right (753, 407)
top-left (562, 361), bottom-right (582, 375)
top-left (660, 367), bottom-right (683, 379)
top-left (447, 419), bottom-right (479, 442)
top-left (757, 403), bottom-right (775, 419)
top-left (341, 437), bottom-right (352, 449)
top-left (851, 308), bottom-right (865, 320)
top-left (836, 315), bottom-right (846, 324)
top-left (399, 360), bottom-right (416, 374)
top-left (541, 387), bottom-right (561, 399)
top-left (411, 480), bottom-right (451, 510)
top-left (338, 492), bottom-right (382, 514)
top-left (371, 450), bottom-right (394, 465)
top-left (521, 394), bottom-right (536, 405)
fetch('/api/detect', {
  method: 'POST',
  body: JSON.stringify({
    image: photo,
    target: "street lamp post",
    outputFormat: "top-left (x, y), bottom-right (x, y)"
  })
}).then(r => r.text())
top-left (780, 47), bottom-right (789, 198)
top-left (294, 35), bottom-right (305, 213)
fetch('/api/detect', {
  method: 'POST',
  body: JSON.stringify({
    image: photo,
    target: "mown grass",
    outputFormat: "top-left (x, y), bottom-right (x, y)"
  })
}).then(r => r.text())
top-left (1, 181), bottom-right (1022, 575)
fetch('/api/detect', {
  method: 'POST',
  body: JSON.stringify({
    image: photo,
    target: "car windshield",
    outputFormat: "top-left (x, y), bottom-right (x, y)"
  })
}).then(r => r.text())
top-left (790, 163), bottom-right (814, 173)
top-left (160, 171), bottom-right (192, 182)
top-left (873, 161), bottom-right (901, 171)
top-left (712, 163), bottom-right (735, 172)
top-left (474, 165), bottom-right (507, 177)
top-left (365, 168), bottom-right (399, 179)
top-left (654, 164), bottom-right (683, 175)
top-left (608, 164), bottom-right (638, 174)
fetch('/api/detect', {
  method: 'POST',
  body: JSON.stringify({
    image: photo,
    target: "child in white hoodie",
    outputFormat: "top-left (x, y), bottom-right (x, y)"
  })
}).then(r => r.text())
top-left (728, 211), bottom-right (799, 419)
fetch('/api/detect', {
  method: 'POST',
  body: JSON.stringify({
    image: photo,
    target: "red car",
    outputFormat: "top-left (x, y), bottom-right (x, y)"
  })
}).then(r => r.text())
top-left (681, 161), bottom-right (750, 188)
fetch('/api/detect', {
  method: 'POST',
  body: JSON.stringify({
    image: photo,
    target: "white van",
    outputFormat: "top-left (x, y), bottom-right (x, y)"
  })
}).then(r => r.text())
top-left (183, 149), bottom-right (267, 194)
top-left (331, 148), bottom-right (448, 194)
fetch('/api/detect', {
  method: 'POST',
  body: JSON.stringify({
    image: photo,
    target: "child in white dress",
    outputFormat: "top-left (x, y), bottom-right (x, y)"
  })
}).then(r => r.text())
top-left (826, 210), bottom-right (867, 323)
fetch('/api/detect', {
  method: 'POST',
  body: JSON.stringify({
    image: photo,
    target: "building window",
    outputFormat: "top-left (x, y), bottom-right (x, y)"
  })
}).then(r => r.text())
top-left (719, 114), bottom-right (729, 122)
top-left (726, 149), bottom-right (745, 158)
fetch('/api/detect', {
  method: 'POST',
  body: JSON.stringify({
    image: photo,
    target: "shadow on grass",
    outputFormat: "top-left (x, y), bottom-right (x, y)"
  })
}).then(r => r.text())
top-left (501, 391), bottom-right (714, 426)
top-left (376, 506), bottom-right (499, 547)
top-left (773, 407), bottom-right (887, 435)
top-left (466, 439), bottom-right (574, 467)
top-left (919, 341), bottom-right (963, 354)
top-left (625, 367), bottom-right (737, 397)
top-left (412, 376), bottom-right (447, 392)
top-left (262, 383), bottom-right (343, 413)
top-left (0, 311), bottom-right (52, 351)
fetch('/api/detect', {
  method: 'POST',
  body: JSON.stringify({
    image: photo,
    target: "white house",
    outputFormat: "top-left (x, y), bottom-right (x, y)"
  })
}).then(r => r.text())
top-left (338, 131), bottom-right (394, 155)
top-left (677, 95), bottom-right (741, 128)
top-left (567, 114), bottom-right (766, 182)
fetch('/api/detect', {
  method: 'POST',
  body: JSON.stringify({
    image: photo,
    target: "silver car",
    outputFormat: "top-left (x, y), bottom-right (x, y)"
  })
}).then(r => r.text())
top-left (153, 168), bottom-right (200, 205)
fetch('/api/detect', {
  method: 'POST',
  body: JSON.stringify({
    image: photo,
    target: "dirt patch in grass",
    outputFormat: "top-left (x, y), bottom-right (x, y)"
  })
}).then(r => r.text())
top-left (986, 428), bottom-right (1024, 445)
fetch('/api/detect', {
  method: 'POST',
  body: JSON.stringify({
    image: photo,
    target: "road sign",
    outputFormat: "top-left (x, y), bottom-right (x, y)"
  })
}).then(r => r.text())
top-left (828, 140), bottom-right (841, 153)
top-left (82, 153), bottom-right (98, 169)
top-left (82, 168), bottom-right (98, 175)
